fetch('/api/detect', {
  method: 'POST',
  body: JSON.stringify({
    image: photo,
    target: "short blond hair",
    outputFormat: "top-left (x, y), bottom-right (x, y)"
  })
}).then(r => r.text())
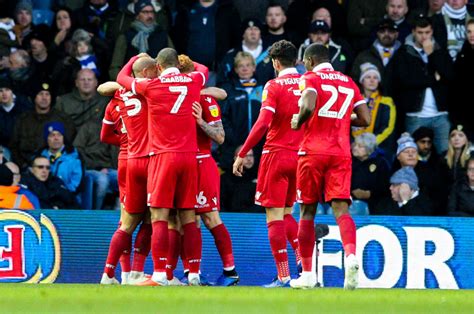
top-left (178, 54), bottom-right (195, 73)
top-left (233, 51), bottom-right (256, 68)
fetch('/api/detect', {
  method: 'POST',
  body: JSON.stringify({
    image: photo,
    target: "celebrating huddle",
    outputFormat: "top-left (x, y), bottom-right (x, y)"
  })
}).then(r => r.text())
top-left (99, 40), bottom-right (370, 289)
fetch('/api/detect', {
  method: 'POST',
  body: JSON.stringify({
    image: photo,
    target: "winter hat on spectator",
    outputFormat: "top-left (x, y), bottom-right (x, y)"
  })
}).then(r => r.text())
top-left (396, 132), bottom-right (418, 156)
top-left (43, 121), bottom-right (65, 142)
top-left (0, 163), bottom-right (14, 186)
top-left (377, 18), bottom-right (398, 32)
top-left (134, 0), bottom-right (153, 15)
top-left (15, 1), bottom-right (33, 16)
top-left (354, 133), bottom-right (377, 155)
top-left (412, 126), bottom-right (434, 142)
top-left (309, 20), bottom-right (331, 33)
top-left (0, 79), bottom-right (12, 90)
top-left (359, 62), bottom-right (381, 83)
top-left (390, 166), bottom-right (419, 190)
top-left (72, 28), bottom-right (92, 44)
top-left (241, 18), bottom-right (264, 36)
top-left (28, 24), bottom-right (52, 47)
top-left (32, 81), bottom-right (52, 98)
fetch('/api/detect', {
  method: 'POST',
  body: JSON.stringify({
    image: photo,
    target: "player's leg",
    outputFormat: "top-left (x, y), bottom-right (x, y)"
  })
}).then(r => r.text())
top-left (327, 155), bottom-right (359, 290)
top-left (283, 206), bottom-right (301, 268)
top-left (129, 219), bottom-right (152, 283)
top-left (166, 211), bottom-right (184, 285)
top-left (118, 206), bottom-right (131, 284)
top-left (179, 209), bottom-right (202, 285)
top-left (201, 211), bottom-right (239, 286)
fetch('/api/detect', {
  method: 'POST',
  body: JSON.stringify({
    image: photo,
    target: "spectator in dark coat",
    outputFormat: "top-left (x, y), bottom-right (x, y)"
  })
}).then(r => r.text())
top-left (74, 0), bottom-right (118, 43)
top-left (10, 81), bottom-right (76, 169)
top-left (7, 50), bottom-right (36, 98)
top-left (172, 0), bottom-right (241, 72)
top-left (219, 51), bottom-right (263, 170)
top-left (21, 156), bottom-right (79, 209)
top-left (385, 0), bottom-right (412, 43)
top-left (351, 133), bottom-right (391, 213)
top-left (448, 157), bottom-right (474, 216)
top-left (373, 166), bottom-right (435, 216)
top-left (49, 7), bottom-right (76, 61)
top-left (12, 1), bottom-right (35, 47)
top-left (220, 147), bottom-right (260, 212)
top-left (389, 16), bottom-right (454, 153)
top-left (262, 4), bottom-right (300, 49)
top-left (0, 78), bottom-right (32, 148)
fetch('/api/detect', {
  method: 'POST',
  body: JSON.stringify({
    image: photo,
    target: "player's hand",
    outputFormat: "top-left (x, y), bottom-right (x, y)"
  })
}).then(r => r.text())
top-left (233, 157), bottom-right (244, 177)
top-left (291, 114), bottom-right (300, 130)
top-left (192, 101), bottom-right (204, 124)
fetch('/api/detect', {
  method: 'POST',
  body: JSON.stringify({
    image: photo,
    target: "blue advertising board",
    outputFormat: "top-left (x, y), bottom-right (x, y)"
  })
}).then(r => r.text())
top-left (0, 209), bottom-right (472, 288)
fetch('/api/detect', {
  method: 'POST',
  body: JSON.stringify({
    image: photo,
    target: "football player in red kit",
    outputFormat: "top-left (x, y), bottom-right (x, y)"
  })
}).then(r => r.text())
top-left (290, 44), bottom-right (370, 289)
top-left (233, 40), bottom-right (303, 287)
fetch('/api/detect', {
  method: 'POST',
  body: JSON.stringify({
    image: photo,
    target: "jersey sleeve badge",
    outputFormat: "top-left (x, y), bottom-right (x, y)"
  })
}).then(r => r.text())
top-left (209, 105), bottom-right (219, 118)
top-left (298, 78), bottom-right (306, 92)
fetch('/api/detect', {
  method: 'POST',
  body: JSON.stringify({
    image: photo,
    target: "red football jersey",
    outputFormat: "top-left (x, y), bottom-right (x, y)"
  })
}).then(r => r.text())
top-left (261, 68), bottom-right (304, 152)
top-left (103, 96), bottom-right (128, 159)
top-left (299, 63), bottom-right (365, 157)
top-left (133, 67), bottom-right (205, 154)
top-left (116, 88), bottom-right (149, 158)
top-left (197, 95), bottom-right (221, 155)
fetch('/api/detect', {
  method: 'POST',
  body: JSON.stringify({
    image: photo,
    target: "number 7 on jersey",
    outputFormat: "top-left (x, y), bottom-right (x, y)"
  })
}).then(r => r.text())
top-left (169, 86), bottom-right (188, 114)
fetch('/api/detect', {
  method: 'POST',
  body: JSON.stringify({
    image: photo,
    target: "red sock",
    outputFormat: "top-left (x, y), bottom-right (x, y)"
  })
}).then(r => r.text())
top-left (151, 221), bottom-right (168, 273)
top-left (183, 222), bottom-right (202, 274)
top-left (210, 223), bottom-right (235, 269)
top-left (119, 251), bottom-right (131, 273)
top-left (284, 214), bottom-right (301, 264)
top-left (166, 229), bottom-right (181, 280)
top-left (298, 219), bottom-right (315, 272)
top-left (337, 214), bottom-right (356, 257)
top-left (132, 223), bottom-right (152, 272)
top-left (267, 220), bottom-right (290, 280)
top-left (180, 234), bottom-right (190, 271)
top-left (104, 229), bottom-right (132, 277)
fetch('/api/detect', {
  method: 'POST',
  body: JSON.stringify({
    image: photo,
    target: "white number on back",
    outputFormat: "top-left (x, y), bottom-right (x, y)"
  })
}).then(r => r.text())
top-left (124, 98), bottom-right (141, 116)
top-left (318, 84), bottom-right (354, 119)
top-left (169, 86), bottom-right (188, 114)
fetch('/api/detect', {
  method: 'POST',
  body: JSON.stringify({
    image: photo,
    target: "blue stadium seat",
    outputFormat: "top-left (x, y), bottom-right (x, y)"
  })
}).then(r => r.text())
top-left (32, 0), bottom-right (53, 10)
top-left (78, 172), bottom-right (94, 209)
top-left (32, 9), bottom-right (54, 26)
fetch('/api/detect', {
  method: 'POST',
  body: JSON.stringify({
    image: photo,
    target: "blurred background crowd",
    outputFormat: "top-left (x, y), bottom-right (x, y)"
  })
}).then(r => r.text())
top-left (0, 0), bottom-right (473, 216)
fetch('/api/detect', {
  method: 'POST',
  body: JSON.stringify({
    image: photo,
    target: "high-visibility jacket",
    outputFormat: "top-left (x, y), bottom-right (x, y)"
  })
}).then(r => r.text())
top-left (0, 186), bottom-right (35, 209)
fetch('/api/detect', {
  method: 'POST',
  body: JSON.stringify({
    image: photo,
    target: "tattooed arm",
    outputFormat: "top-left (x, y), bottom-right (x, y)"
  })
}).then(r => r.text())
top-left (192, 101), bottom-right (225, 144)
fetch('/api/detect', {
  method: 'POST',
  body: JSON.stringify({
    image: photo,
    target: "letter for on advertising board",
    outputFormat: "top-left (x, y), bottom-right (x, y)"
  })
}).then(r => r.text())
top-left (404, 227), bottom-right (458, 289)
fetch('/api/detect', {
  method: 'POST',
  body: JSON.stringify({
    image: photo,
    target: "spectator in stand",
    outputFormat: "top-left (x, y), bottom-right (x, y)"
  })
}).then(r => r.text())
top-left (233, 0), bottom-right (287, 22)
top-left (220, 146), bottom-right (259, 212)
top-left (297, 20), bottom-right (348, 74)
top-left (56, 69), bottom-right (108, 128)
top-left (172, 0), bottom-right (241, 80)
top-left (49, 7), bottom-right (76, 60)
top-left (347, 0), bottom-right (387, 52)
top-left (448, 156), bottom-right (474, 216)
top-left (21, 156), bottom-right (79, 209)
top-left (109, 0), bottom-right (173, 79)
top-left (40, 122), bottom-right (83, 193)
top-left (0, 13), bottom-right (17, 57)
top-left (219, 51), bottom-right (263, 171)
top-left (26, 25), bottom-right (56, 84)
top-left (385, 0), bottom-right (411, 43)
top-left (71, 29), bottom-right (101, 78)
top-left (432, 0), bottom-right (473, 60)
top-left (393, 132), bottom-right (446, 215)
top-left (351, 133), bottom-right (391, 213)
top-left (74, 0), bottom-right (118, 43)
top-left (451, 19), bottom-right (474, 132)
top-left (0, 78), bottom-right (32, 149)
top-left (440, 124), bottom-right (474, 192)
top-left (409, 0), bottom-right (445, 21)
top-left (373, 166), bottom-right (435, 216)
top-left (73, 117), bottom-right (119, 210)
top-left (4, 160), bottom-right (41, 208)
top-left (352, 63), bottom-right (397, 158)
top-left (7, 49), bottom-right (36, 96)
top-left (0, 162), bottom-right (36, 209)
top-left (217, 18), bottom-right (274, 86)
top-left (262, 4), bottom-right (299, 48)
top-left (390, 16), bottom-right (454, 154)
top-left (351, 19), bottom-right (401, 87)
top-left (13, 1), bottom-right (34, 46)
top-left (10, 82), bottom-right (76, 169)
top-left (413, 126), bottom-right (440, 164)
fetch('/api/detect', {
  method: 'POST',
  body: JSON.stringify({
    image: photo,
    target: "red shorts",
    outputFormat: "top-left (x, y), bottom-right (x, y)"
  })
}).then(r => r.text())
top-left (296, 154), bottom-right (352, 204)
top-left (147, 152), bottom-right (197, 209)
top-left (125, 156), bottom-right (149, 214)
top-left (255, 150), bottom-right (298, 208)
top-left (195, 155), bottom-right (220, 214)
top-left (118, 158), bottom-right (127, 203)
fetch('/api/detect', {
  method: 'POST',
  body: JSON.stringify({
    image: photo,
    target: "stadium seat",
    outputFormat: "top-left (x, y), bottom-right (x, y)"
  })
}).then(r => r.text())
top-left (32, 0), bottom-right (53, 10)
top-left (32, 9), bottom-right (54, 27)
top-left (78, 172), bottom-right (94, 209)
top-left (349, 200), bottom-right (370, 215)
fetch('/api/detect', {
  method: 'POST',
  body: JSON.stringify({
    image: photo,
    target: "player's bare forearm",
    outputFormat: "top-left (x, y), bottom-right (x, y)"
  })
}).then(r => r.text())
top-left (201, 87), bottom-right (227, 100)
top-left (296, 107), bottom-right (313, 128)
top-left (293, 89), bottom-right (316, 129)
top-left (116, 56), bottom-right (138, 91)
top-left (97, 82), bottom-right (122, 96)
top-left (351, 104), bottom-right (371, 127)
top-left (198, 120), bottom-right (225, 144)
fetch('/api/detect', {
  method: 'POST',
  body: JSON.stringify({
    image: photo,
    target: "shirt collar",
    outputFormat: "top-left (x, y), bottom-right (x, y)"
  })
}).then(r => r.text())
top-left (313, 62), bottom-right (333, 72)
top-left (278, 67), bottom-right (298, 77)
top-left (160, 67), bottom-right (180, 77)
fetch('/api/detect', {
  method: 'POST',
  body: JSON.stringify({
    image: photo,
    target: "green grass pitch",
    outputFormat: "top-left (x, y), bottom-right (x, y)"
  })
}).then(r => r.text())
top-left (2, 284), bottom-right (473, 313)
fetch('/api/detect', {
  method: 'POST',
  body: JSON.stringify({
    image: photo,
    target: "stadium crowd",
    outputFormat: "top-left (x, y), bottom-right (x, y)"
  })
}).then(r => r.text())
top-left (0, 0), bottom-right (473, 217)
